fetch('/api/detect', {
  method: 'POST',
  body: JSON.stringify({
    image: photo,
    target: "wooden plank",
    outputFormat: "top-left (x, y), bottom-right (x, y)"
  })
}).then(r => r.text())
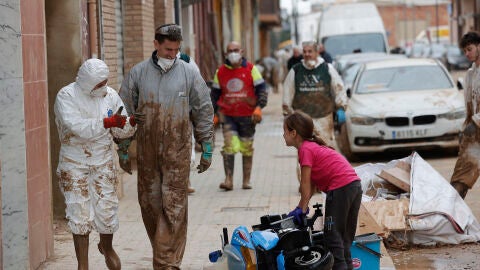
top-left (356, 203), bottom-right (385, 237)
top-left (395, 160), bottom-right (411, 172)
top-left (377, 167), bottom-right (411, 192)
top-left (362, 198), bottom-right (410, 231)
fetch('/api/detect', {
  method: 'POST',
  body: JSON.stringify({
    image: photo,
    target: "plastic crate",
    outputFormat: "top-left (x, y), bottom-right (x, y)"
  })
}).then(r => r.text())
top-left (350, 233), bottom-right (382, 270)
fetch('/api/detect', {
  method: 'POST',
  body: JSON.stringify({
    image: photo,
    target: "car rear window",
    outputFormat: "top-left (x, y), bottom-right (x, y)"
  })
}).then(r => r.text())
top-left (356, 65), bottom-right (453, 94)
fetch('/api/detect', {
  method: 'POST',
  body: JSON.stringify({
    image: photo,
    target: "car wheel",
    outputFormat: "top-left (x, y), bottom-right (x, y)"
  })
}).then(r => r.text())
top-left (285, 246), bottom-right (334, 270)
top-left (336, 124), bottom-right (358, 162)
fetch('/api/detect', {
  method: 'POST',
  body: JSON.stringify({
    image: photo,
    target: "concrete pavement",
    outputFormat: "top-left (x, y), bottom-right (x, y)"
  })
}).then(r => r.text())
top-left (39, 90), bottom-right (394, 269)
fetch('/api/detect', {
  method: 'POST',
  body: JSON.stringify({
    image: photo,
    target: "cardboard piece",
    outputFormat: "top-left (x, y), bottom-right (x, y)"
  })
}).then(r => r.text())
top-left (362, 198), bottom-right (410, 232)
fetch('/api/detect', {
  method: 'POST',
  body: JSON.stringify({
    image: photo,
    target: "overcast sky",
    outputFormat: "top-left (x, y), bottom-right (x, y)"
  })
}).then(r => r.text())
top-left (280, 0), bottom-right (312, 14)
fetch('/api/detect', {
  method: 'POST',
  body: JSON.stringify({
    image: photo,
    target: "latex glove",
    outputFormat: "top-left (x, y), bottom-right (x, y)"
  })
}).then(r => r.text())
top-left (104, 106), bottom-right (127, 129)
top-left (115, 138), bottom-right (132, 174)
top-left (133, 111), bottom-right (146, 125)
top-left (252, 106), bottom-right (262, 124)
top-left (213, 114), bottom-right (219, 126)
top-left (197, 141), bottom-right (213, 173)
top-left (288, 206), bottom-right (310, 226)
top-left (463, 122), bottom-right (477, 137)
top-left (336, 108), bottom-right (346, 125)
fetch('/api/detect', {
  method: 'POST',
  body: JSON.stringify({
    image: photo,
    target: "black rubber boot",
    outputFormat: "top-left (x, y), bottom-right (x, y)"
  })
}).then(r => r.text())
top-left (242, 156), bottom-right (253, 189)
top-left (220, 153), bottom-right (235, 190)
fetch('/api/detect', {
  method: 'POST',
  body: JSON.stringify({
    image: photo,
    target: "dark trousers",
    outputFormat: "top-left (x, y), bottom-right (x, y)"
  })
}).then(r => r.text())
top-left (324, 180), bottom-right (362, 270)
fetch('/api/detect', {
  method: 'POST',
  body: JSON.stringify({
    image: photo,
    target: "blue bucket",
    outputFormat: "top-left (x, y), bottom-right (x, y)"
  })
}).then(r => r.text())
top-left (350, 233), bottom-right (382, 270)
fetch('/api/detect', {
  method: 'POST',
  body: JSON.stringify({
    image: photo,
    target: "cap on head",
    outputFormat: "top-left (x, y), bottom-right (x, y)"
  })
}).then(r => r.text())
top-left (155, 24), bottom-right (183, 42)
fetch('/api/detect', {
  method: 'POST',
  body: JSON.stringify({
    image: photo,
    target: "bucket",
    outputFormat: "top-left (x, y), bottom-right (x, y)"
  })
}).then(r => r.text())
top-left (350, 233), bottom-right (382, 270)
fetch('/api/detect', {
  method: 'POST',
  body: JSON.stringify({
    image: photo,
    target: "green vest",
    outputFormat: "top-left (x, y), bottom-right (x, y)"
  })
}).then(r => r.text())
top-left (292, 62), bottom-right (333, 118)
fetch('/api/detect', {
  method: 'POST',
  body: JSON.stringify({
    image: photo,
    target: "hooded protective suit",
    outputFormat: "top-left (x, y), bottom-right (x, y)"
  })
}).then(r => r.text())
top-left (54, 58), bottom-right (136, 235)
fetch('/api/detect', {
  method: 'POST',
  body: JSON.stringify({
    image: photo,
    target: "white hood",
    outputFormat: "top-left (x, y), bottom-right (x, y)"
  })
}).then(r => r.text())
top-left (75, 58), bottom-right (110, 95)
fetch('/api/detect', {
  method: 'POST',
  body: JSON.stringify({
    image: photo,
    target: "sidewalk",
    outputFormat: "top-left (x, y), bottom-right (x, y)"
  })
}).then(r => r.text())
top-left (39, 90), bottom-right (394, 269)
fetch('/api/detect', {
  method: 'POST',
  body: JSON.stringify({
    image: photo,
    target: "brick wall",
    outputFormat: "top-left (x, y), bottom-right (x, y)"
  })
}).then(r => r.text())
top-left (102, 0), bottom-right (119, 88)
top-left (123, 0), bottom-right (155, 73)
top-left (378, 4), bottom-right (449, 47)
top-left (154, 0), bottom-right (175, 28)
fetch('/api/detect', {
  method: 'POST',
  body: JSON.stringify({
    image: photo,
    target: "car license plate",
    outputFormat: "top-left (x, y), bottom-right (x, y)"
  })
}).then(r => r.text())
top-left (392, 129), bottom-right (428, 139)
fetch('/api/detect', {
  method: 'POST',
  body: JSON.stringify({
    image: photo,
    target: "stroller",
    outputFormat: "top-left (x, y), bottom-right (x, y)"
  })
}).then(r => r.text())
top-left (208, 203), bottom-right (334, 269)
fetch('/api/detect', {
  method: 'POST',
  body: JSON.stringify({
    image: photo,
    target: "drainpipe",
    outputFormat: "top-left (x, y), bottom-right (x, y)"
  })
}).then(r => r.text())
top-left (88, 0), bottom-right (98, 58)
top-left (97, 0), bottom-right (104, 60)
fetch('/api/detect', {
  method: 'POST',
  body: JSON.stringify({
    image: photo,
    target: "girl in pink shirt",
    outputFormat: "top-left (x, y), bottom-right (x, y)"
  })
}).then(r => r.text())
top-left (283, 111), bottom-right (362, 270)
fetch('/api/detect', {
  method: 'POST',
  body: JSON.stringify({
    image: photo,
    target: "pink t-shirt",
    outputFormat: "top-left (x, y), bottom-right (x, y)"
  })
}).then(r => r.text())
top-left (298, 141), bottom-right (359, 192)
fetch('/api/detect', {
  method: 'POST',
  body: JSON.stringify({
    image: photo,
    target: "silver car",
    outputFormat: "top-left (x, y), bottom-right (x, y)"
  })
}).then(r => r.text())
top-left (337, 58), bottom-right (465, 160)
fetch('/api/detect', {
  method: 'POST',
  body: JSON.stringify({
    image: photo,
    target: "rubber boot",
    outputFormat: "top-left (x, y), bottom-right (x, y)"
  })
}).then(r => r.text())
top-left (451, 182), bottom-right (469, 199)
top-left (98, 233), bottom-right (121, 270)
top-left (242, 156), bottom-right (253, 189)
top-left (220, 153), bottom-right (234, 190)
top-left (73, 234), bottom-right (89, 270)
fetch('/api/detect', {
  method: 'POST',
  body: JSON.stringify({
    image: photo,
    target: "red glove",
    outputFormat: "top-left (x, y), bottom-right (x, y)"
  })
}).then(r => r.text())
top-left (129, 115), bottom-right (136, 127)
top-left (103, 107), bottom-right (127, 129)
top-left (213, 114), bottom-right (219, 126)
top-left (252, 106), bottom-right (262, 124)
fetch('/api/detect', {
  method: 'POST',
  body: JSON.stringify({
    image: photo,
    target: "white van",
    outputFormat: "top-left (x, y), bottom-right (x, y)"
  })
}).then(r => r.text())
top-left (317, 2), bottom-right (389, 59)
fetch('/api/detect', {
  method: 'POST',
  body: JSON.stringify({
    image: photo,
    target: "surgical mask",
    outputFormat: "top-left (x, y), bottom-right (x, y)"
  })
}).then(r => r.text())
top-left (90, 85), bottom-right (108, 97)
top-left (306, 60), bottom-right (317, 68)
top-left (157, 57), bottom-right (176, 71)
top-left (227, 52), bottom-right (242, 64)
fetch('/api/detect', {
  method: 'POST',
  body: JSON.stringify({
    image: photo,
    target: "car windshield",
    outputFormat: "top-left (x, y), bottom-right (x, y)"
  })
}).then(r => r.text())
top-left (323, 33), bottom-right (386, 58)
top-left (343, 64), bottom-right (361, 85)
top-left (356, 65), bottom-right (453, 94)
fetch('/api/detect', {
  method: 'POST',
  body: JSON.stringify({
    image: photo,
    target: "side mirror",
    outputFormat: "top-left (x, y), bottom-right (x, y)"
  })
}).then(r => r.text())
top-left (346, 88), bottom-right (351, 98)
top-left (457, 77), bottom-right (464, 90)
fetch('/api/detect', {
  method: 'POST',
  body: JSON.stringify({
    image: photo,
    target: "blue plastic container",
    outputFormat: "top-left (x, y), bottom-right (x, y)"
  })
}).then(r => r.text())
top-left (350, 233), bottom-right (382, 270)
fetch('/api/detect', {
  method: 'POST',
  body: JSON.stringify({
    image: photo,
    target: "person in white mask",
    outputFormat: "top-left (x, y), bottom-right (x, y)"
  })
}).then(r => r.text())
top-left (211, 41), bottom-right (268, 191)
top-left (54, 58), bottom-right (137, 270)
top-left (119, 23), bottom-right (214, 269)
top-left (283, 40), bottom-right (347, 148)
top-left (282, 40), bottom-right (347, 186)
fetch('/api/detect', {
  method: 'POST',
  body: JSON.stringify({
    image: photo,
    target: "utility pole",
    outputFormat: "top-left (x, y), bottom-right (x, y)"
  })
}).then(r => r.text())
top-left (435, 0), bottom-right (439, 43)
top-left (292, 0), bottom-right (299, 43)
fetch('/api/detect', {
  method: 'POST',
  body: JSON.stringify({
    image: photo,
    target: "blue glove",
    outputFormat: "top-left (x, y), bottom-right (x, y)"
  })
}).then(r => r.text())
top-left (288, 206), bottom-right (309, 226)
top-left (336, 108), bottom-right (346, 125)
top-left (197, 141), bottom-right (213, 173)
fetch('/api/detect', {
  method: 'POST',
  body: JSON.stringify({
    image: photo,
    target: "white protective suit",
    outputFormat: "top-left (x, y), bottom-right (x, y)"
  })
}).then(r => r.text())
top-left (54, 59), bottom-right (136, 235)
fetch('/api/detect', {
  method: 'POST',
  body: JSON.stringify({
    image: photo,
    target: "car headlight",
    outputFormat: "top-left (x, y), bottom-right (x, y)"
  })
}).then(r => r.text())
top-left (350, 115), bottom-right (383, 125)
top-left (438, 109), bottom-right (466, 120)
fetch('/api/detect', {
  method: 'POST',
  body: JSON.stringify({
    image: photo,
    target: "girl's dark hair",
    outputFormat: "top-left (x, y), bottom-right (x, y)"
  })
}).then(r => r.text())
top-left (460, 31), bottom-right (480, 49)
top-left (284, 110), bottom-right (331, 147)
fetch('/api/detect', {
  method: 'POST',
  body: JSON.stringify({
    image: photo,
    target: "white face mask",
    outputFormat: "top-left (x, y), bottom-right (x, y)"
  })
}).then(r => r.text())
top-left (227, 52), bottom-right (242, 64)
top-left (90, 85), bottom-right (108, 97)
top-left (306, 60), bottom-right (317, 68)
top-left (157, 57), bottom-right (176, 71)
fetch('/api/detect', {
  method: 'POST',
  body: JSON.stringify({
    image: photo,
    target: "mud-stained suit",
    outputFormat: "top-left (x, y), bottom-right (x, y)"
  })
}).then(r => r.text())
top-left (451, 63), bottom-right (480, 198)
top-left (54, 59), bottom-right (136, 235)
top-left (119, 51), bottom-right (214, 269)
top-left (282, 57), bottom-right (347, 148)
top-left (211, 58), bottom-right (267, 190)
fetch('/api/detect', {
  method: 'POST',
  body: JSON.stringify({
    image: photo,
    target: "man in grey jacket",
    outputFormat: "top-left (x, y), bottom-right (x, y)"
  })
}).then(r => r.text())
top-left (119, 23), bottom-right (214, 269)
